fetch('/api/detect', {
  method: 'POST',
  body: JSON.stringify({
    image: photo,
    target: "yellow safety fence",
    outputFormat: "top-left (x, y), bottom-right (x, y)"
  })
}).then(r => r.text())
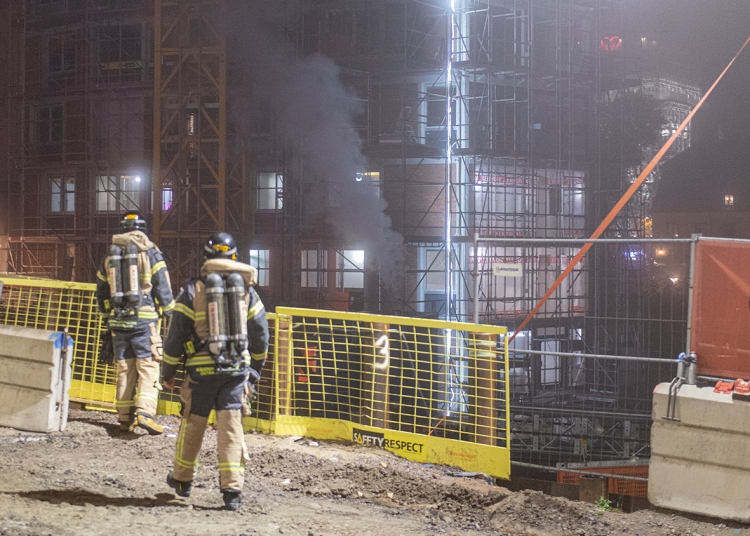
top-left (0, 277), bottom-right (510, 479)
top-left (0, 275), bottom-right (177, 413)
top-left (0, 276), bottom-right (115, 407)
top-left (269, 307), bottom-right (510, 478)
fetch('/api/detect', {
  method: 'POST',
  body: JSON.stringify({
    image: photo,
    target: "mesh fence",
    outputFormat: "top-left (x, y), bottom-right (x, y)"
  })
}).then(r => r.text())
top-left (272, 307), bottom-right (510, 477)
top-left (0, 276), bottom-right (173, 411)
top-left (0, 276), bottom-right (115, 406)
top-left (503, 239), bottom-right (689, 469)
top-left (0, 278), bottom-right (511, 477)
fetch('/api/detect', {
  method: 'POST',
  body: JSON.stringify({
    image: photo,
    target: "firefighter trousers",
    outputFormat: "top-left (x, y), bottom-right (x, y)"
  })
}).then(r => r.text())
top-left (172, 372), bottom-right (248, 491)
top-left (112, 321), bottom-right (163, 423)
top-left (116, 357), bottom-right (160, 423)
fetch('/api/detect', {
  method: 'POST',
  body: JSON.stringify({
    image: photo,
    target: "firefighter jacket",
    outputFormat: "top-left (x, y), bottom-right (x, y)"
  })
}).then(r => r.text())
top-left (96, 230), bottom-right (176, 330)
top-left (161, 258), bottom-right (270, 383)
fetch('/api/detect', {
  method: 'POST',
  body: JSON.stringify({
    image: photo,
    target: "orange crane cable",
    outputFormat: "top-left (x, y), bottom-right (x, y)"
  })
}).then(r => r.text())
top-left (507, 35), bottom-right (750, 345)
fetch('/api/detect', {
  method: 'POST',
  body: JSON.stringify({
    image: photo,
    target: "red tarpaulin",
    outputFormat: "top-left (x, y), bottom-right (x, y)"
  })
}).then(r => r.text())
top-left (692, 239), bottom-right (750, 378)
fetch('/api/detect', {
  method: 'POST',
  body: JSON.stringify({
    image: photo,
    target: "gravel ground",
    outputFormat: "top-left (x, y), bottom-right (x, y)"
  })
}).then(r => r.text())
top-left (0, 409), bottom-right (747, 536)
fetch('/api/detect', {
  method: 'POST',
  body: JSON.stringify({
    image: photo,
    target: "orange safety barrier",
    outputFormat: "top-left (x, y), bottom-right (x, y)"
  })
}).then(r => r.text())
top-left (691, 238), bottom-right (750, 379)
top-left (557, 464), bottom-right (649, 497)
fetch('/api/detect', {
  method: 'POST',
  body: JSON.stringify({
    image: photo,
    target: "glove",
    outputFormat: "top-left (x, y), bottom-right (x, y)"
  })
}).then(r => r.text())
top-left (241, 380), bottom-right (258, 417)
top-left (162, 376), bottom-right (176, 390)
top-left (97, 330), bottom-right (115, 366)
top-left (247, 366), bottom-right (261, 385)
top-left (247, 380), bottom-right (258, 400)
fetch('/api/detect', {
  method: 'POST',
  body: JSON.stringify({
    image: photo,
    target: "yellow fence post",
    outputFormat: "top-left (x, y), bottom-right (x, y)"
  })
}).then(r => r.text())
top-left (275, 314), bottom-right (292, 418)
top-left (468, 331), bottom-right (498, 446)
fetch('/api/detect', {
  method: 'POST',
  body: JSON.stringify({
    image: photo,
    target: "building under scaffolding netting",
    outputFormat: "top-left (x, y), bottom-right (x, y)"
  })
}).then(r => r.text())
top-left (302, 0), bottom-right (696, 469)
top-left (0, 0), bottom-right (697, 474)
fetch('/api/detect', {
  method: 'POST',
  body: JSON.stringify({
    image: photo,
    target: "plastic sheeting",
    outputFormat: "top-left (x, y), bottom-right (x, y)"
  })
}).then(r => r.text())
top-left (691, 238), bottom-right (750, 378)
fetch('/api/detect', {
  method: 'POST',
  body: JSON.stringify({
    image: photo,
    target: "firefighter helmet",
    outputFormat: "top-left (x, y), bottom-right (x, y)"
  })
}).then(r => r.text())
top-left (204, 232), bottom-right (237, 261)
top-left (120, 210), bottom-right (147, 232)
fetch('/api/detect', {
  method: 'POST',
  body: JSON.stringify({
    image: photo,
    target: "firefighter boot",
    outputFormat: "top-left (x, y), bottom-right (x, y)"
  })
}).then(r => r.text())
top-left (222, 489), bottom-right (241, 511)
top-left (166, 471), bottom-right (192, 498)
top-left (135, 411), bottom-right (163, 435)
top-left (119, 408), bottom-right (135, 432)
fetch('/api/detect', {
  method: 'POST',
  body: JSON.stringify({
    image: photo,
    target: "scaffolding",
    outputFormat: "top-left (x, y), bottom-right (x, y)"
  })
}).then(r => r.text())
top-left (277, 0), bottom-right (692, 469)
top-left (0, 0), bottom-right (696, 473)
top-left (153, 0), bottom-right (251, 285)
top-left (1, 0), bottom-right (157, 281)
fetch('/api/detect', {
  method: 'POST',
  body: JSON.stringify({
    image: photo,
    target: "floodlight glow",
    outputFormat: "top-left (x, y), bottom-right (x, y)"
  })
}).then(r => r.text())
top-left (135, 176), bottom-right (141, 183)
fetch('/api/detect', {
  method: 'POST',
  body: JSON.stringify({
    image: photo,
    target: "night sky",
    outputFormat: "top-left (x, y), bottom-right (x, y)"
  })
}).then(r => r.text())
top-left (636, 0), bottom-right (750, 142)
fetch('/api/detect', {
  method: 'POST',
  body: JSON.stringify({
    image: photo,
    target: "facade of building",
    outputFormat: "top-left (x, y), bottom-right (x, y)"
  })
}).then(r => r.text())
top-left (1, 0), bottom-right (599, 320)
top-left (1, 0), bottom-right (156, 281)
top-left (637, 76), bottom-right (701, 232)
top-left (0, 0), bottom-right (699, 468)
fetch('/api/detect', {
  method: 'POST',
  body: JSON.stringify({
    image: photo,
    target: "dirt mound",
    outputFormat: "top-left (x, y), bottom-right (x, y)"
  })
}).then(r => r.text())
top-left (0, 409), bottom-right (746, 536)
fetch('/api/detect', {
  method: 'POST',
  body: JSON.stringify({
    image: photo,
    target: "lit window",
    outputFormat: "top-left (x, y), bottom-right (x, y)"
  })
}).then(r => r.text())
top-left (336, 250), bottom-right (364, 289)
top-left (725, 194), bottom-right (734, 207)
top-left (186, 112), bottom-right (196, 136)
top-left (250, 249), bottom-right (269, 287)
top-left (96, 175), bottom-right (140, 212)
top-left (162, 188), bottom-right (173, 212)
top-left (50, 177), bottom-right (75, 213)
top-left (355, 171), bottom-right (381, 199)
top-left (301, 249), bottom-right (327, 288)
top-left (256, 172), bottom-right (283, 210)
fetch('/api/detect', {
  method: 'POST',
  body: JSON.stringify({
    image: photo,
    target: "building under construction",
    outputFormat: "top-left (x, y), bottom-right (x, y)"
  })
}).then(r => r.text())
top-left (0, 0), bottom-right (698, 473)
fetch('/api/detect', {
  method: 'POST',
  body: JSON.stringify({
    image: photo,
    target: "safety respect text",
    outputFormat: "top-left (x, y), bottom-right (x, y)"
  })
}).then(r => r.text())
top-left (352, 428), bottom-right (424, 454)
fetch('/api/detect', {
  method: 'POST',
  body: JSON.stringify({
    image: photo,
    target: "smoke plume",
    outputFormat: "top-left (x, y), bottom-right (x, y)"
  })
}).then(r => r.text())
top-left (228, 2), bottom-right (405, 292)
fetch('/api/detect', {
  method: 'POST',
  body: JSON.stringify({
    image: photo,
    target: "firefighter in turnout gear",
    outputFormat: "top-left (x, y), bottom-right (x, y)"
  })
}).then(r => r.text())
top-left (96, 210), bottom-right (176, 434)
top-left (161, 232), bottom-right (269, 511)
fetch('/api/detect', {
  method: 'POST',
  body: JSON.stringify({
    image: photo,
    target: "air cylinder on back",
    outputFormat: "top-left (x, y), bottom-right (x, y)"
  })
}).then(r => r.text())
top-left (205, 272), bottom-right (227, 358)
top-left (123, 242), bottom-right (141, 311)
top-left (107, 244), bottom-right (124, 309)
top-left (226, 272), bottom-right (248, 355)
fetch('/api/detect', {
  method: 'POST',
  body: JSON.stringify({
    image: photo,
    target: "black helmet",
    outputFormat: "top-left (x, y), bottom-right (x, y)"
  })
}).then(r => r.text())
top-left (204, 232), bottom-right (237, 260)
top-left (120, 210), bottom-right (146, 232)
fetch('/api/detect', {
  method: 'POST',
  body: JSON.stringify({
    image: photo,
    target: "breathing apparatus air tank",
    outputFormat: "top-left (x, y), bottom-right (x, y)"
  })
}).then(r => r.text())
top-left (226, 272), bottom-right (248, 355)
top-left (107, 244), bottom-right (124, 309)
top-left (205, 272), bottom-right (228, 359)
top-left (123, 241), bottom-right (141, 311)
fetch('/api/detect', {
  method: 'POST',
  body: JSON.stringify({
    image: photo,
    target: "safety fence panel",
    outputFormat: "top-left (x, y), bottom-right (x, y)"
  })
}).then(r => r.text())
top-left (690, 238), bottom-right (750, 379)
top-left (272, 307), bottom-right (511, 479)
top-left (0, 276), bottom-right (116, 407)
top-left (0, 276), bottom-right (177, 413)
top-left (241, 314), bottom-right (278, 432)
top-left (0, 275), bottom-right (274, 424)
top-left (0, 277), bottom-right (510, 478)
